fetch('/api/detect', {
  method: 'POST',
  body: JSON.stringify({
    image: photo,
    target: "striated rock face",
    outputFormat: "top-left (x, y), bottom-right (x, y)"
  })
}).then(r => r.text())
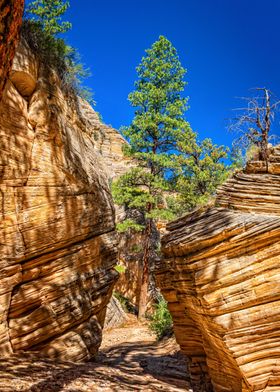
top-left (104, 296), bottom-right (128, 330)
top-left (77, 99), bottom-right (130, 180)
top-left (0, 39), bottom-right (119, 361)
top-left (0, 0), bottom-right (24, 99)
top-left (157, 148), bottom-right (280, 391)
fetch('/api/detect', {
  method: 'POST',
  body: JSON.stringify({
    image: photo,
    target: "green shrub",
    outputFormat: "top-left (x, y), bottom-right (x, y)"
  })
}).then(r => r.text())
top-left (149, 297), bottom-right (173, 340)
top-left (116, 219), bottom-right (144, 233)
top-left (21, 20), bottom-right (94, 104)
top-left (130, 244), bottom-right (143, 253)
top-left (114, 264), bottom-right (126, 274)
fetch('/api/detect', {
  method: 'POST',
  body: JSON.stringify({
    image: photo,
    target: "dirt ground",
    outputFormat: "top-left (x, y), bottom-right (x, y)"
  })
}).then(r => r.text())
top-left (0, 316), bottom-right (192, 391)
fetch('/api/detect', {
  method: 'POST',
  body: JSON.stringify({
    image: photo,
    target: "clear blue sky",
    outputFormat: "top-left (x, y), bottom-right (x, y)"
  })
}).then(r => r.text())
top-left (29, 0), bottom-right (280, 148)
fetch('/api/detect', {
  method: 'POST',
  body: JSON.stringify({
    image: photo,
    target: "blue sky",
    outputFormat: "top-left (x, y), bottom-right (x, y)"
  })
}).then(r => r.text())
top-left (28, 0), bottom-right (280, 148)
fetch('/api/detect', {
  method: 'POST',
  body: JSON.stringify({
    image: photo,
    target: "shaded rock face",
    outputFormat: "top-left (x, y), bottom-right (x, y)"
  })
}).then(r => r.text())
top-left (104, 296), bottom-right (128, 330)
top-left (115, 214), bottom-right (161, 312)
top-left (157, 148), bottom-right (280, 392)
top-left (0, 0), bottom-right (24, 99)
top-left (0, 40), bottom-right (119, 361)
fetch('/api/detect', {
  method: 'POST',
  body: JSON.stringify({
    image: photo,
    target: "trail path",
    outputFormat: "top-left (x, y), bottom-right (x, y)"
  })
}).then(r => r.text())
top-left (0, 316), bottom-right (191, 391)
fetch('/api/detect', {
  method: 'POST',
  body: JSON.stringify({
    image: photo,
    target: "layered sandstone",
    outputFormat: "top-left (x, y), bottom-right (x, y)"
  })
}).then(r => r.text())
top-left (0, 0), bottom-right (24, 99)
top-left (157, 148), bottom-right (280, 391)
top-left (104, 296), bottom-right (128, 330)
top-left (77, 99), bottom-right (130, 180)
top-left (0, 39), bottom-right (120, 361)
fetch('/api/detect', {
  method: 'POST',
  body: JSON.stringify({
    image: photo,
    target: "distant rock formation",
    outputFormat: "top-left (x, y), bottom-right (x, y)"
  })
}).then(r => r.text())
top-left (77, 99), bottom-right (131, 180)
top-left (0, 0), bottom-right (24, 99)
top-left (0, 39), bottom-right (123, 361)
top-left (157, 147), bottom-right (280, 391)
top-left (104, 296), bottom-right (128, 330)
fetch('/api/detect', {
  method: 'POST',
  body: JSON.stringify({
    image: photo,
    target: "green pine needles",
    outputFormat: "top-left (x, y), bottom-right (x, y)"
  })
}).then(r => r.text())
top-left (112, 36), bottom-right (230, 318)
top-left (113, 36), bottom-right (194, 224)
top-left (172, 137), bottom-right (229, 214)
top-left (26, 0), bottom-right (72, 36)
top-left (112, 36), bottom-right (195, 318)
top-left (23, 0), bottom-right (94, 104)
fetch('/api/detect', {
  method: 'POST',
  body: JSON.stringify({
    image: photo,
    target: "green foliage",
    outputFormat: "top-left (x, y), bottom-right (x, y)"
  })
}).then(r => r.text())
top-left (149, 297), bottom-right (173, 340)
top-left (170, 138), bottom-right (230, 214)
top-left (116, 218), bottom-right (144, 233)
top-left (114, 264), bottom-right (126, 274)
top-left (26, 0), bottom-right (72, 36)
top-left (113, 36), bottom-right (194, 226)
top-left (23, 2), bottom-right (94, 104)
top-left (130, 244), bottom-right (143, 253)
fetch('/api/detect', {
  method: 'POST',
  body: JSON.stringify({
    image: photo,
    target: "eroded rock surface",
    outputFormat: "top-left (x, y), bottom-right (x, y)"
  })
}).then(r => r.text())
top-left (0, 40), bottom-right (119, 361)
top-left (157, 148), bottom-right (280, 391)
top-left (104, 296), bottom-right (128, 330)
top-left (77, 99), bottom-right (131, 180)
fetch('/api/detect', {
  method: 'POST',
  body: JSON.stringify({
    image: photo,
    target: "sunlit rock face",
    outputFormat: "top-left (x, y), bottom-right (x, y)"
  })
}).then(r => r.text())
top-left (157, 148), bottom-right (280, 392)
top-left (0, 39), bottom-right (120, 361)
top-left (0, 0), bottom-right (24, 99)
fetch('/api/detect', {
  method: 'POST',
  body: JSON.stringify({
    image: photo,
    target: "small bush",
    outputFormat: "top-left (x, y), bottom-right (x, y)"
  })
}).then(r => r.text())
top-left (130, 244), bottom-right (143, 253)
top-left (114, 264), bottom-right (126, 274)
top-left (21, 20), bottom-right (94, 104)
top-left (116, 219), bottom-right (144, 233)
top-left (149, 297), bottom-right (173, 340)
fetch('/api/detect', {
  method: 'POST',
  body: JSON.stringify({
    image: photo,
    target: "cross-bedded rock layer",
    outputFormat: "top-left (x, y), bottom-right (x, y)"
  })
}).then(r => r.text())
top-left (157, 147), bottom-right (280, 391)
top-left (0, 39), bottom-right (121, 361)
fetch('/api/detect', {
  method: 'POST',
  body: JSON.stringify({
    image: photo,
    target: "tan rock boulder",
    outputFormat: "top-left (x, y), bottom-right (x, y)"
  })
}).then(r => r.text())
top-left (157, 148), bottom-right (280, 391)
top-left (0, 40), bottom-right (119, 361)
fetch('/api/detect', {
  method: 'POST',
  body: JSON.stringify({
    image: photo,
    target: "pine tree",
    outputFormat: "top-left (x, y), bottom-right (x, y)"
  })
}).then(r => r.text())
top-left (26, 0), bottom-right (72, 36)
top-left (170, 138), bottom-right (229, 214)
top-left (112, 36), bottom-right (195, 319)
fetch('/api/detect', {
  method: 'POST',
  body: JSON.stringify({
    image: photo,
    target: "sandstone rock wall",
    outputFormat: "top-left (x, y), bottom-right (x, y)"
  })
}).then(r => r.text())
top-left (0, 39), bottom-right (119, 361)
top-left (157, 148), bottom-right (280, 391)
top-left (0, 0), bottom-right (24, 99)
top-left (104, 296), bottom-right (128, 330)
top-left (77, 99), bottom-right (131, 181)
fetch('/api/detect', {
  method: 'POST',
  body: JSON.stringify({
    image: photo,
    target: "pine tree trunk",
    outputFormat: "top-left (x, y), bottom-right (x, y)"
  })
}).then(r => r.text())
top-left (138, 218), bottom-right (152, 319)
top-left (0, 0), bottom-right (24, 100)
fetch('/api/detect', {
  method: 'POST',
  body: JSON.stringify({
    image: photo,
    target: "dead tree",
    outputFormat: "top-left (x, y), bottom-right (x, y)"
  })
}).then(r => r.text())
top-left (229, 88), bottom-right (280, 162)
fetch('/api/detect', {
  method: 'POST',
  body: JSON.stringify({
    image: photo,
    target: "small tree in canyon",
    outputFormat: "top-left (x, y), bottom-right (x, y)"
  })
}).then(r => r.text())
top-left (24, 0), bottom-right (93, 103)
top-left (112, 36), bottom-right (195, 319)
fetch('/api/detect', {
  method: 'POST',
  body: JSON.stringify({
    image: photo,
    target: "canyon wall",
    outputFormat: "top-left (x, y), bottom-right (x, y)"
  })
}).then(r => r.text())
top-left (157, 148), bottom-right (280, 391)
top-left (0, 39), bottom-right (121, 361)
top-left (0, 0), bottom-right (24, 99)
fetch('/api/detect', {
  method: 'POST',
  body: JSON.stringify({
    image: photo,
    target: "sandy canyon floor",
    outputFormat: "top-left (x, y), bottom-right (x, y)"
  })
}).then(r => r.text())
top-left (0, 316), bottom-right (191, 391)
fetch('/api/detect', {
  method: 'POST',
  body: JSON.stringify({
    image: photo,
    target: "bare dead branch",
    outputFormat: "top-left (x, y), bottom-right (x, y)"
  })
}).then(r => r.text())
top-left (228, 88), bottom-right (280, 162)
